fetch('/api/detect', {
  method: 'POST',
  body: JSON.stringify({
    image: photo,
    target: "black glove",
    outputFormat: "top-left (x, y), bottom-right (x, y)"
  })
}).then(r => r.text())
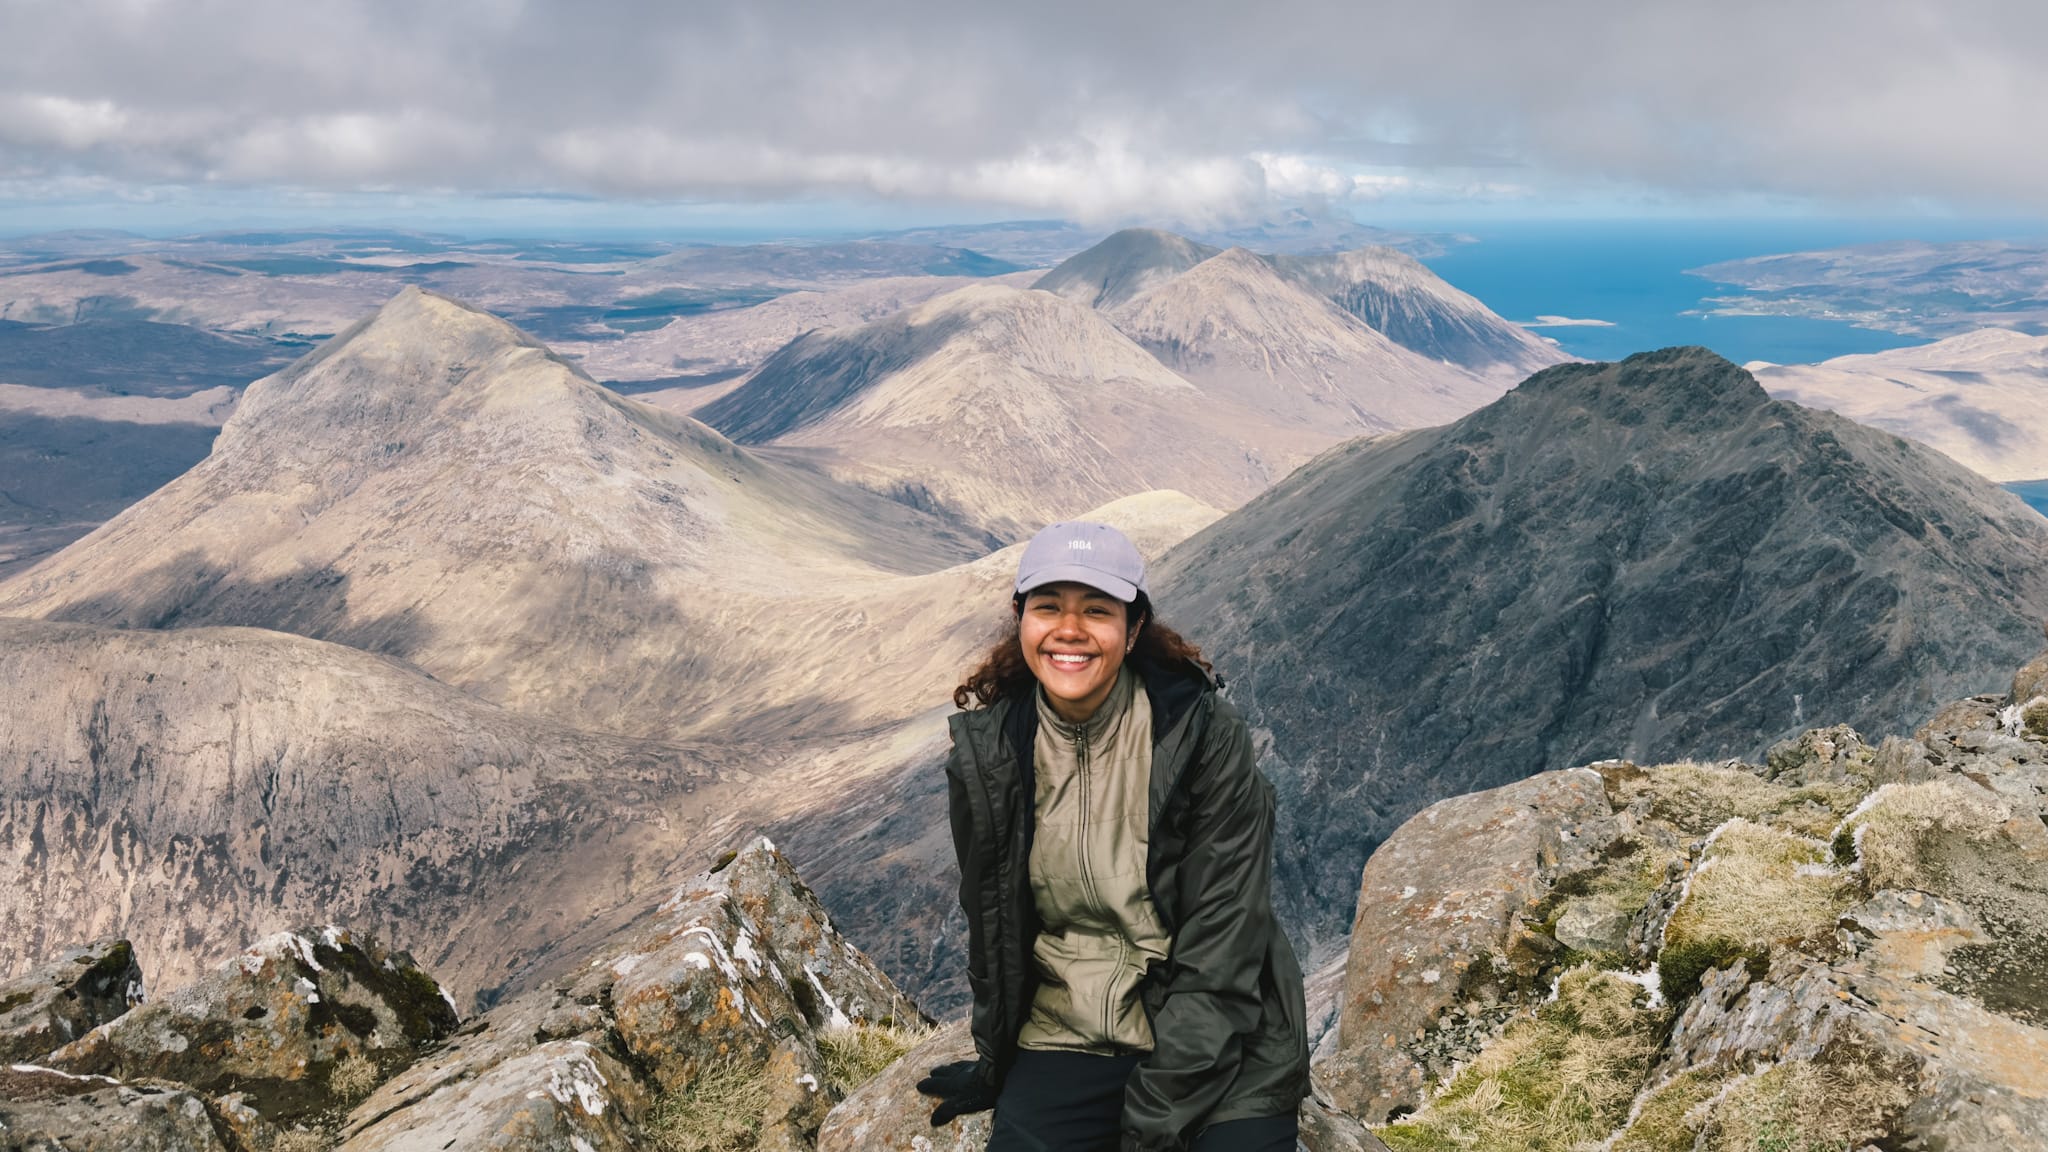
top-left (915, 1058), bottom-right (998, 1126)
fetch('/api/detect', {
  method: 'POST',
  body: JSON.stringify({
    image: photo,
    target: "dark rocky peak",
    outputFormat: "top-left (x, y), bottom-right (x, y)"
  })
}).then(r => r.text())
top-left (1493, 345), bottom-right (1774, 426)
top-left (1153, 346), bottom-right (2048, 958)
top-left (1031, 227), bottom-right (1221, 309)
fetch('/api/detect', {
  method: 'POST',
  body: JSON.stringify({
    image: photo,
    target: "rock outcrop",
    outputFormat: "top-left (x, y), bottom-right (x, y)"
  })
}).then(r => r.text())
top-left (46, 925), bottom-right (458, 1128)
top-left (0, 1065), bottom-right (229, 1152)
top-left (1312, 642), bottom-right (2048, 1152)
top-left (1316, 769), bottom-right (1622, 1122)
top-left (339, 838), bottom-right (922, 1151)
top-left (1154, 347), bottom-right (2048, 959)
top-left (815, 1019), bottom-right (991, 1152)
top-left (0, 939), bottom-right (141, 1063)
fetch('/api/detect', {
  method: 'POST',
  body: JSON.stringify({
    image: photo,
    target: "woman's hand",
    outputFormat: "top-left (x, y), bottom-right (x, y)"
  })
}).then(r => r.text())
top-left (915, 1058), bottom-right (999, 1125)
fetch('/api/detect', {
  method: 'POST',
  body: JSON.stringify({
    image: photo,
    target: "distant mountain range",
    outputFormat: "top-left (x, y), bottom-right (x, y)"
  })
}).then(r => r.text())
top-left (1751, 327), bottom-right (2048, 483)
top-left (703, 229), bottom-right (1561, 540)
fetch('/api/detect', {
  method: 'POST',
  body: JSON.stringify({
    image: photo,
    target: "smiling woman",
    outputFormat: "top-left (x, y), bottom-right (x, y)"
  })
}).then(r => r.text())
top-left (927, 521), bottom-right (1309, 1152)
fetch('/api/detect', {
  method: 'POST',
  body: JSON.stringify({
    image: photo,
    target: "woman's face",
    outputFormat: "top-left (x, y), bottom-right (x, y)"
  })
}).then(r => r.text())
top-left (1018, 582), bottom-right (1133, 723)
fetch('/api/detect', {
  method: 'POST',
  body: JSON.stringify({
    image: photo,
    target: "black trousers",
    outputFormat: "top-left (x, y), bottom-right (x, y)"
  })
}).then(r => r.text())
top-left (986, 1050), bottom-right (1298, 1152)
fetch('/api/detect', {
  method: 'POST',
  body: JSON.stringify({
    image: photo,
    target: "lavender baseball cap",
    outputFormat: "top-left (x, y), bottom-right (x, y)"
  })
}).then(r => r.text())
top-left (1014, 521), bottom-right (1149, 603)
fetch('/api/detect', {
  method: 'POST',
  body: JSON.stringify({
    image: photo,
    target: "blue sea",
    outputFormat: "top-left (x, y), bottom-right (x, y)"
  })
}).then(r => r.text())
top-left (1417, 219), bottom-right (2041, 367)
top-left (1416, 219), bottom-right (2048, 510)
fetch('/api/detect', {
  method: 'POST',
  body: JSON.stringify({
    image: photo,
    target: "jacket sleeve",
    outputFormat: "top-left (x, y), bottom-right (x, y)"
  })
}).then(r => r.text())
top-left (943, 731), bottom-right (1002, 1073)
top-left (1121, 698), bottom-right (1277, 1151)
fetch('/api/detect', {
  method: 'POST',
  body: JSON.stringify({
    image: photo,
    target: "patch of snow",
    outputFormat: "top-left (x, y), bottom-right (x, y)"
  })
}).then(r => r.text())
top-left (1999, 696), bottom-right (2044, 736)
top-left (240, 953), bottom-right (267, 977)
top-left (543, 1053), bottom-right (610, 1116)
top-left (1611, 964), bottom-right (1664, 1010)
top-left (296, 976), bottom-right (321, 1005)
top-left (805, 965), bottom-right (854, 1032)
top-left (438, 983), bottom-right (461, 1020)
top-left (733, 929), bottom-right (764, 977)
top-left (682, 952), bottom-right (712, 971)
top-left (284, 933), bottom-right (324, 973)
top-left (320, 926), bottom-right (347, 952)
top-left (573, 1138), bottom-right (597, 1152)
top-left (796, 1073), bottom-right (819, 1092)
top-left (126, 978), bottom-right (145, 1004)
top-left (1419, 969), bottom-right (1441, 986)
top-left (758, 835), bottom-right (777, 854)
top-left (9, 1064), bottom-right (124, 1087)
top-left (611, 954), bottom-right (642, 978)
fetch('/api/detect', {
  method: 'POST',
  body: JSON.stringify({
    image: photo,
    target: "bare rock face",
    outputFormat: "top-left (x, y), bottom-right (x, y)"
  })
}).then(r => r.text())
top-left (0, 1065), bottom-right (228, 1151)
top-left (340, 838), bottom-right (918, 1152)
top-left (816, 1019), bottom-right (989, 1152)
top-left (0, 616), bottom-right (734, 1009)
top-left (0, 939), bottom-right (141, 1063)
top-left (1320, 644), bottom-right (2048, 1152)
top-left (1316, 768), bottom-right (1619, 1124)
top-left (45, 925), bottom-right (457, 1129)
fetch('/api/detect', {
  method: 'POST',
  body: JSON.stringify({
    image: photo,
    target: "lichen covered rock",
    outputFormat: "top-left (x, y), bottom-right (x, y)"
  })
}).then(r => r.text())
top-left (44, 925), bottom-right (457, 1127)
top-left (0, 939), bottom-right (142, 1063)
top-left (0, 1064), bottom-right (228, 1151)
top-left (339, 838), bottom-right (918, 1152)
top-left (1318, 767), bottom-right (1621, 1124)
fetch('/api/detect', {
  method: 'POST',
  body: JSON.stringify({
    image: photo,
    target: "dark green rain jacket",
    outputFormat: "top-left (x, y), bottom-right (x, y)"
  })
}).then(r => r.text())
top-left (945, 656), bottom-right (1310, 1151)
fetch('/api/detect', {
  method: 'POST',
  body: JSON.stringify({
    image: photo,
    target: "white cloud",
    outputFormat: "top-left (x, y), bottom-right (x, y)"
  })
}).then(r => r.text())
top-left (2, 0), bottom-right (2045, 220)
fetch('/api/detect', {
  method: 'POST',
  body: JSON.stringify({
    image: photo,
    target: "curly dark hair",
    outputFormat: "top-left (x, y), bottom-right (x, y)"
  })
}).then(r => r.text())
top-left (952, 592), bottom-right (1212, 709)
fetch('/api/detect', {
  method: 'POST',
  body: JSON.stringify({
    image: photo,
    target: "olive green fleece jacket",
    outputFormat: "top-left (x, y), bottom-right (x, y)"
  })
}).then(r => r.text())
top-left (945, 657), bottom-right (1310, 1152)
top-left (1020, 666), bottom-right (1174, 1053)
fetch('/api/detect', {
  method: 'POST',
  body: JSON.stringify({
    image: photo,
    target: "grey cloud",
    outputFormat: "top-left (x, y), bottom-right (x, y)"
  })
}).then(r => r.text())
top-left (2, 0), bottom-right (2045, 219)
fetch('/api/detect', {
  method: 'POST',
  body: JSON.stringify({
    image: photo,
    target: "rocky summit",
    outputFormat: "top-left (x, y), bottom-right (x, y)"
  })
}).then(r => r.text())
top-left (830, 641), bottom-right (2048, 1152)
top-left (1154, 346), bottom-right (2048, 960)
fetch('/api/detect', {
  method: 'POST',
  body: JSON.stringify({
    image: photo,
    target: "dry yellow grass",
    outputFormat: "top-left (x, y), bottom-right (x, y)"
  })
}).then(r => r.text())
top-left (1700, 1046), bottom-right (1914, 1151)
top-left (1607, 1065), bottom-right (1738, 1152)
top-left (643, 1057), bottom-right (774, 1152)
top-left (327, 1051), bottom-right (382, 1104)
top-left (1659, 821), bottom-right (1855, 1001)
top-left (816, 1020), bottom-right (931, 1095)
top-left (1843, 781), bottom-right (2012, 892)
top-left (1622, 762), bottom-right (1863, 837)
top-left (1376, 966), bottom-right (1665, 1152)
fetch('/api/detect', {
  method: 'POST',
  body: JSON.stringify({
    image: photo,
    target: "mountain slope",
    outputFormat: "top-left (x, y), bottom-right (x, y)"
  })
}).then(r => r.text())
top-left (1152, 347), bottom-right (2048, 959)
top-left (1030, 228), bottom-right (1220, 310)
top-left (1751, 327), bottom-right (2048, 482)
top-left (700, 282), bottom-right (1308, 540)
top-left (1270, 247), bottom-right (1569, 380)
top-left (0, 288), bottom-right (988, 741)
top-left (1107, 247), bottom-right (1503, 433)
top-left (0, 618), bottom-right (738, 1004)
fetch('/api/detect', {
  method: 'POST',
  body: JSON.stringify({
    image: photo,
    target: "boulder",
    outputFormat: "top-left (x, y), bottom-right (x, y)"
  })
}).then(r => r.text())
top-left (336, 979), bottom-right (648, 1149)
top-left (0, 1064), bottom-right (228, 1151)
top-left (1553, 898), bottom-right (1633, 955)
top-left (0, 939), bottom-right (141, 1063)
top-left (816, 1019), bottom-right (990, 1152)
top-left (44, 925), bottom-right (457, 1127)
top-left (342, 838), bottom-right (918, 1152)
top-left (1316, 767), bottom-right (1618, 1124)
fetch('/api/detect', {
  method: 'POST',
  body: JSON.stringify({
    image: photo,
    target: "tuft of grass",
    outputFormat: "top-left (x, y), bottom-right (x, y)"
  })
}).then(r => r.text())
top-left (644, 1057), bottom-right (773, 1152)
top-left (1659, 821), bottom-right (1854, 1003)
top-left (1621, 763), bottom-right (1864, 838)
top-left (815, 1020), bottom-right (930, 1096)
top-left (1699, 1044), bottom-right (1913, 1151)
top-left (1843, 781), bottom-right (2012, 893)
top-left (1608, 1065), bottom-right (1739, 1152)
top-left (272, 1131), bottom-right (331, 1152)
top-left (327, 1051), bottom-right (382, 1105)
top-left (1376, 966), bottom-right (1665, 1152)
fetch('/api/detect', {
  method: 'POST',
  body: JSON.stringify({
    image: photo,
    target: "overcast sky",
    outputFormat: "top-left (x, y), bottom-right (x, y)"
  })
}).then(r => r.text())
top-left (4, 0), bottom-right (2045, 231)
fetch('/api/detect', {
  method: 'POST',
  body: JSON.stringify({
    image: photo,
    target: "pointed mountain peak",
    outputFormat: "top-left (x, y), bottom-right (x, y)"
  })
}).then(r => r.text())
top-left (1032, 228), bottom-right (1222, 309)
